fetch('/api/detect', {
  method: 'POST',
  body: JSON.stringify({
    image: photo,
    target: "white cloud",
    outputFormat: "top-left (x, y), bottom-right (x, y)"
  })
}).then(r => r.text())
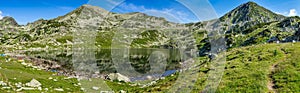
top-left (114, 3), bottom-right (197, 23)
top-left (0, 11), bottom-right (3, 20)
top-left (104, 0), bottom-right (122, 9)
top-left (106, 0), bottom-right (119, 6)
top-left (58, 6), bottom-right (74, 11)
top-left (275, 12), bottom-right (283, 15)
top-left (288, 9), bottom-right (297, 16)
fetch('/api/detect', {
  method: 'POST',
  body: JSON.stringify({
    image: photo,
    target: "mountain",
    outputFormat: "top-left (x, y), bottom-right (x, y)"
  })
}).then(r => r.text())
top-left (220, 1), bottom-right (285, 31)
top-left (0, 4), bottom-right (197, 73)
top-left (0, 16), bottom-right (19, 32)
top-left (1, 4), bottom-right (193, 50)
top-left (1, 1), bottom-right (300, 54)
top-left (0, 16), bottom-right (18, 26)
top-left (1, 2), bottom-right (300, 52)
top-left (220, 2), bottom-right (284, 24)
top-left (0, 2), bottom-right (300, 63)
top-left (0, 1), bottom-right (300, 93)
top-left (216, 2), bottom-right (300, 48)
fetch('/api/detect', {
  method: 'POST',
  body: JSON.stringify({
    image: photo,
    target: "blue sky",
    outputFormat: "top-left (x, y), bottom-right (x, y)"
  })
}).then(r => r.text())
top-left (0, 0), bottom-right (299, 24)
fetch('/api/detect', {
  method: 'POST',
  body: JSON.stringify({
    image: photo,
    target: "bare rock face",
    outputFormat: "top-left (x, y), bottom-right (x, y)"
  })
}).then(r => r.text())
top-left (25, 79), bottom-right (42, 88)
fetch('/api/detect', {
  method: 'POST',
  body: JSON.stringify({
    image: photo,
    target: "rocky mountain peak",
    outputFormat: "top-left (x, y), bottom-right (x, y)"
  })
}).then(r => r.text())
top-left (0, 16), bottom-right (18, 26)
top-left (220, 1), bottom-right (285, 24)
top-left (54, 4), bottom-right (110, 23)
top-left (81, 4), bottom-right (109, 14)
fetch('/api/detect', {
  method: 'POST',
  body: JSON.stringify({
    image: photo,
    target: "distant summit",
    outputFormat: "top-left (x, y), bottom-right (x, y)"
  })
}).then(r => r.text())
top-left (0, 16), bottom-right (18, 26)
top-left (220, 1), bottom-right (285, 24)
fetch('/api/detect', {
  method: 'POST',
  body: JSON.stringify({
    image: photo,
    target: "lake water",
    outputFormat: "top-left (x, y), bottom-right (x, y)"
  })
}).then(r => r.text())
top-left (25, 48), bottom-right (187, 75)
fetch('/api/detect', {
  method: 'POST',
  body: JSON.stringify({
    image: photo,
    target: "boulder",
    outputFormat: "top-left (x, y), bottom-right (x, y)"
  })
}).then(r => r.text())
top-left (54, 88), bottom-right (64, 91)
top-left (92, 86), bottom-right (99, 90)
top-left (25, 79), bottom-right (42, 87)
top-left (108, 73), bottom-right (131, 82)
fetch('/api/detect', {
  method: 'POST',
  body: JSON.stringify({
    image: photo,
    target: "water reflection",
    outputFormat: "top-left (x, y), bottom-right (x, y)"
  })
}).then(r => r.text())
top-left (96, 48), bottom-right (182, 74)
top-left (25, 48), bottom-right (183, 75)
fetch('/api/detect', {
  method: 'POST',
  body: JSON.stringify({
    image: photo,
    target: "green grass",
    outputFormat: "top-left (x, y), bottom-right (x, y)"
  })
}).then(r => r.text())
top-left (210, 43), bottom-right (299, 92)
top-left (56, 35), bottom-right (73, 43)
top-left (0, 55), bottom-right (81, 93)
top-left (272, 44), bottom-right (300, 92)
top-left (1, 43), bottom-right (300, 92)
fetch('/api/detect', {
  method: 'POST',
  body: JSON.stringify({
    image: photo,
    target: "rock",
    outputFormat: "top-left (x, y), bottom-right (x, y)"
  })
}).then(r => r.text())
top-left (63, 77), bottom-right (71, 80)
top-left (73, 84), bottom-right (78, 86)
top-left (146, 76), bottom-right (152, 80)
top-left (53, 79), bottom-right (58, 82)
top-left (80, 88), bottom-right (85, 91)
top-left (92, 86), bottom-right (99, 90)
top-left (54, 88), bottom-right (64, 91)
top-left (16, 88), bottom-right (22, 91)
top-left (0, 81), bottom-right (7, 86)
top-left (21, 87), bottom-right (35, 90)
top-left (108, 73), bottom-right (131, 82)
top-left (48, 77), bottom-right (53, 80)
top-left (21, 62), bottom-right (27, 66)
top-left (38, 87), bottom-right (42, 90)
top-left (120, 90), bottom-right (126, 93)
top-left (1, 86), bottom-right (10, 89)
top-left (25, 78), bottom-right (42, 87)
top-left (15, 82), bottom-right (22, 88)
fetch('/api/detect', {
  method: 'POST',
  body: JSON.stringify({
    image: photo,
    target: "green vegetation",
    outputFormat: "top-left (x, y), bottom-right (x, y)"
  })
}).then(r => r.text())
top-left (131, 30), bottom-right (163, 48)
top-left (271, 44), bottom-right (300, 92)
top-left (56, 35), bottom-right (73, 43)
top-left (0, 52), bottom-right (81, 93)
top-left (209, 43), bottom-right (299, 92)
top-left (1, 1), bottom-right (300, 92)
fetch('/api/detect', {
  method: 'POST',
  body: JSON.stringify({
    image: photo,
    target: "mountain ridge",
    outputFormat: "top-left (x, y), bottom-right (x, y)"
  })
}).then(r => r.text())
top-left (1, 1), bottom-right (300, 50)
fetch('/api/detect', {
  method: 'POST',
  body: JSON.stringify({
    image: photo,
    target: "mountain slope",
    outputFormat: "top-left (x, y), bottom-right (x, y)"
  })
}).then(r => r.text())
top-left (0, 1), bottom-right (300, 93)
top-left (220, 2), bottom-right (285, 28)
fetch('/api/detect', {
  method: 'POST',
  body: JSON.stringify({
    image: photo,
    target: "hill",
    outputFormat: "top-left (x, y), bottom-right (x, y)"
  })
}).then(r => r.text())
top-left (0, 1), bottom-right (299, 93)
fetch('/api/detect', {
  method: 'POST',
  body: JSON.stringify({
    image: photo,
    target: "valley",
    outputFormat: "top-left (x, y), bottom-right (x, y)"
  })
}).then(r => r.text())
top-left (0, 1), bottom-right (299, 93)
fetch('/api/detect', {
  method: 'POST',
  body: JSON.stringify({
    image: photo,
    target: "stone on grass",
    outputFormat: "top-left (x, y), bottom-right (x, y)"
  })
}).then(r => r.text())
top-left (21, 87), bottom-right (35, 90)
top-left (108, 73), bottom-right (131, 82)
top-left (0, 81), bottom-right (7, 86)
top-left (15, 82), bottom-right (22, 88)
top-left (54, 88), bottom-right (64, 91)
top-left (16, 88), bottom-right (22, 92)
top-left (38, 87), bottom-right (42, 90)
top-left (120, 90), bottom-right (126, 93)
top-left (53, 79), bottom-right (58, 82)
top-left (1, 86), bottom-right (10, 89)
top-left (92, 86), bottom-right (99, 90)
top-left (48, 77), bottom-right (53, 80)
top-left (25, 78), bottom-right (42, 87)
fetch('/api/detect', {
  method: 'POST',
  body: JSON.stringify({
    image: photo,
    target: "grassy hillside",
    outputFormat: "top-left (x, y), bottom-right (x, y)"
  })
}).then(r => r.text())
top-left (211, 43), bottom-right (299, 92)
top-left (1, 43), bottom-right (299, 93)
top-left (99, 43), bottom-right (300, 93)
top-left (0, 50), bottom-right (81, 93)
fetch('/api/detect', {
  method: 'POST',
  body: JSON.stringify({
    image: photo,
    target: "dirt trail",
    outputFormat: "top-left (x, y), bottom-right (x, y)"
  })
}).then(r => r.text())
top-left (267, 50), bottom-right (287, 93)
top-left (267, 63), bottom-right (277, 92)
